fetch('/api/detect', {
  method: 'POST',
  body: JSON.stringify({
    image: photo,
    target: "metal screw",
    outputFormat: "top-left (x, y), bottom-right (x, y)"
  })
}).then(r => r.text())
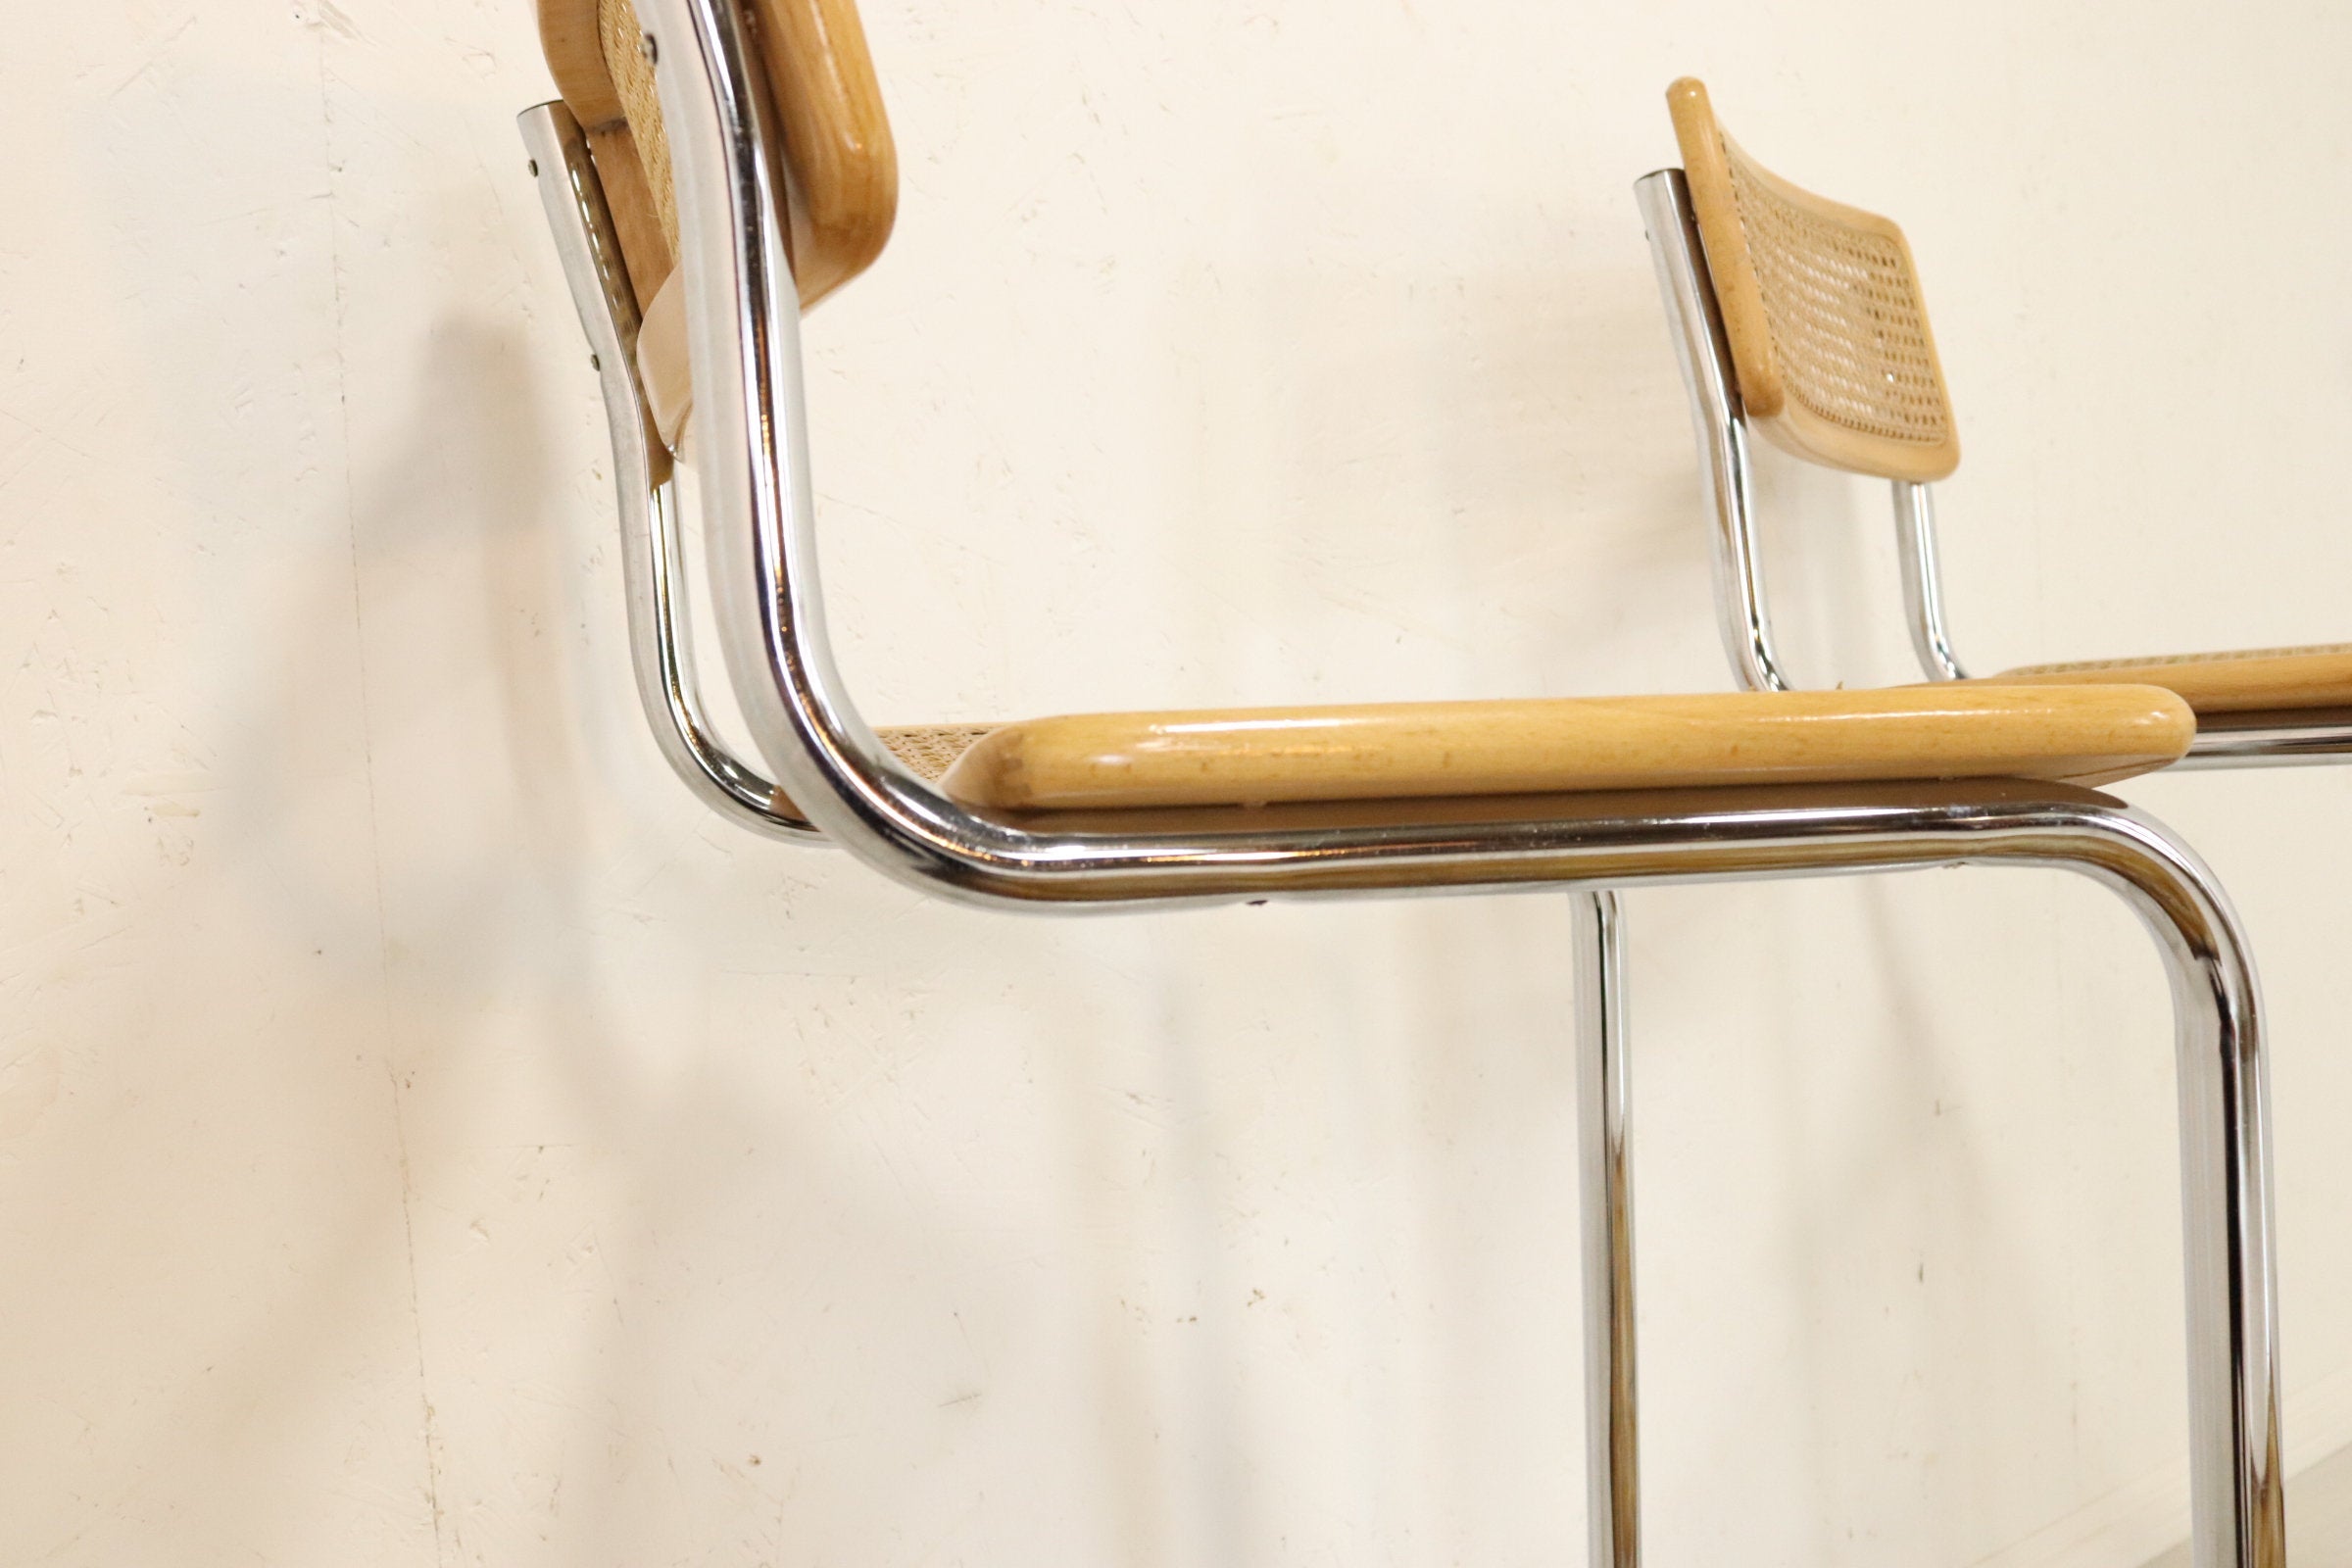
top-left (590, 353), bottom-right (602, 371)
top-left (641, 31), bottom-right (659, 65)
top-left (527, 159), bottom-right (539, 176)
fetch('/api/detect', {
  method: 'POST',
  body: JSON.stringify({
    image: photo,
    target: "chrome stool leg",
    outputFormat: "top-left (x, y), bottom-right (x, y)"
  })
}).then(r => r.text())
top-left (1569, 865), bottom-right (2283, 1568)
top-left (1575, 890), bottom-right (1639, 1568)
top-left (2149, 887), bottom-right (2287, 1568)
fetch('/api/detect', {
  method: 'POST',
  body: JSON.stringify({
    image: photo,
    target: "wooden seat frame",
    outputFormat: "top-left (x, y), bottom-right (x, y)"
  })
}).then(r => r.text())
top-left (515, 10), bottom-right (2287, 1566)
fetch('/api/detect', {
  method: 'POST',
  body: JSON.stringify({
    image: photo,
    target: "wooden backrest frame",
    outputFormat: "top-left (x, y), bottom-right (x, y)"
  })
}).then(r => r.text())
top-left (536, 0), bottom-right (897, 310)
top-left (1666, 77), bottom-right (1961, 482)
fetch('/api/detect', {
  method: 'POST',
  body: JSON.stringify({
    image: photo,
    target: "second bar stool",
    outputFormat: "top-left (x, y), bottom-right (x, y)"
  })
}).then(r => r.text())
top-left (1642, 76), bottom-right (2352, 767)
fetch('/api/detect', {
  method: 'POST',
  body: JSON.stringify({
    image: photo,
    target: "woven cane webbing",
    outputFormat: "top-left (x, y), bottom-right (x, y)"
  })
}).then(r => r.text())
top-left (599, 0), bottom-right (679, 261)
top-left (879, 725), bottom-right (999, 782)
top-left (1667, 77), bottom-right (1961, 481)
top-left (2012, 644), bottom-right (2352, 676)
top-left (1721, 142), bottom-right (1953, 452)
top-left (770, 726), bottom-right (996, 817)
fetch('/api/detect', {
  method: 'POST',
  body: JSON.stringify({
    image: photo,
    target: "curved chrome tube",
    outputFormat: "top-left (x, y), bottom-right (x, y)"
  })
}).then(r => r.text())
top-left (1635, 170), bottom-right (1791, 695)
top-left (1561, 806), bottom-right (2283, 1568)
top-left (1893, 479), bottom-right (1970, 681)
top-left (2036, 808), bottom-right (2284, 1568)
top-left (519, 102), bottom-right (822, 842)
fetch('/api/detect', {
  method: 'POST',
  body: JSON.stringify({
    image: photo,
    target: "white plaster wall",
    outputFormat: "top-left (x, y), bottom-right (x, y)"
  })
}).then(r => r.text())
top-left (5, 3), bottom-right (2351, 1564)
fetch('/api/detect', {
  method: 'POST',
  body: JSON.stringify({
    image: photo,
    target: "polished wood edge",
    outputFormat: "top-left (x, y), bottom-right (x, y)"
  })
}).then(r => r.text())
top-left (937, 687), bottom-right (2193, 811)
top-left (1667, 77), bottom-right (1783, 418)
top-left (534, 0), bottom-right (895, 311)
top-left (536, 0), bottom-right (674, 307)
top-left (538, 0), bottom-right (624, 126)
top-left (583, 122), bottom-right (675, 310)
top-left (754, 0), bottom-right (899, 304)
top-left (1755, 402), bottom-right (1961, 484)
top-left (1995, 652), bottom-right (2352, 714)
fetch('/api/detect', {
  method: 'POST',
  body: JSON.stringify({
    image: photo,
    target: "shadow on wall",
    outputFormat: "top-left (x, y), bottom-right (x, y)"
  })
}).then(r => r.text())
top-left (1146, 257), bottom-right (1704, 707)
top-left (3, 65), bottom-right (626, 1558)
top-left (113, 302), bottom-right (628, 1556)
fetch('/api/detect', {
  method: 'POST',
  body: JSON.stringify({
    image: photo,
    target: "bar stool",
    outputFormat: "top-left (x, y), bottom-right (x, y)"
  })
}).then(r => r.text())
top-left (1642, 76), bottom-right (2352, 765)
top-left (514, 7), bottom-right (2284, 1564)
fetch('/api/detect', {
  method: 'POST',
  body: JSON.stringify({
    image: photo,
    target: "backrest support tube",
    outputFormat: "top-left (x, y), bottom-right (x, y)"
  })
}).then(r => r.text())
top-left (1643, 169), bottom-right (1981, 695)
top-left (1893, 480), bottom-right (1970, 681)
top-left (1636, 170), bottom-right (1794, 694)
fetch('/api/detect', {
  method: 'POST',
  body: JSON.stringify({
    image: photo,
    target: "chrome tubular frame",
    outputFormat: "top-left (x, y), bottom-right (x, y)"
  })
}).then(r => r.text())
top-left (1639, 166), bottom-right (2352, 767)
top-left (518, 6), bottom-right (2286, 1557)
top-left (1575, 890), bottom-right (1641, 1567)
top-left (521, 103), bottom-right (822, 843)
top-left (1565, 835), bottom-right (2282, 1568)
top-left (1893, 479), bottom-right (1971, 682)
top-left (1636, 172), bottom-right (1789, 696)
top-left (2180, 707), bottom-right (2352, 770)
